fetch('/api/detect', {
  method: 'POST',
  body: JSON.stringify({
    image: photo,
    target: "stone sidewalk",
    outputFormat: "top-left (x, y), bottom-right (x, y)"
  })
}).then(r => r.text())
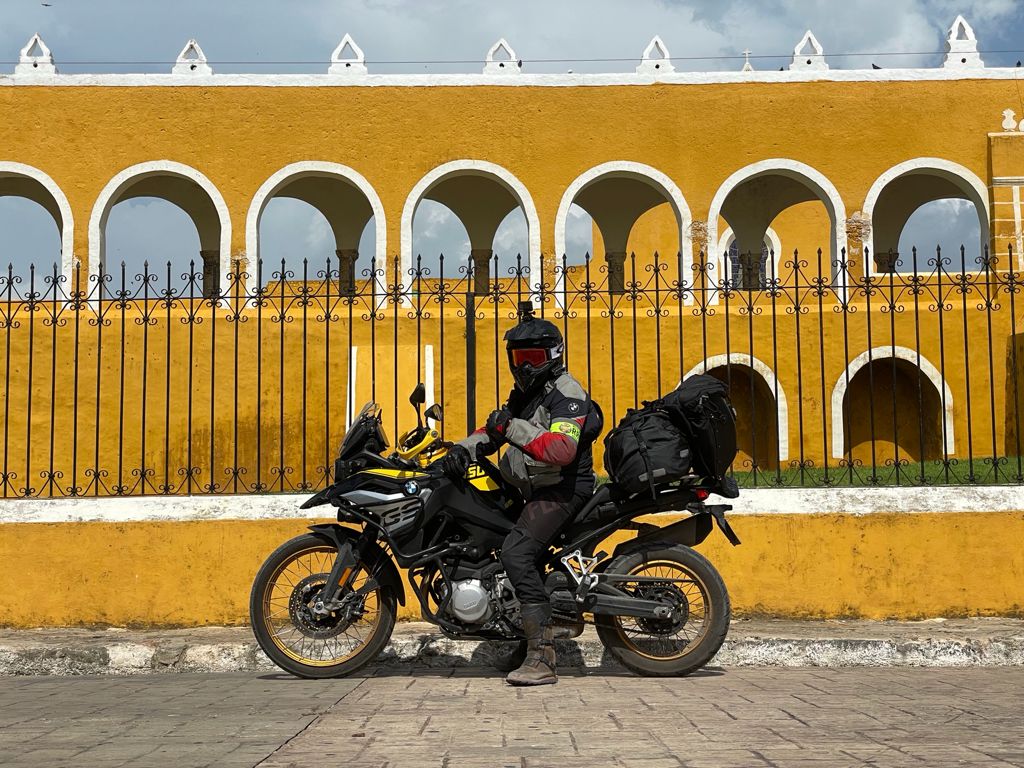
top-left (2, 617), bottom-right (1022, 675)
top-left (2, 668), bottom-right (1023, 767)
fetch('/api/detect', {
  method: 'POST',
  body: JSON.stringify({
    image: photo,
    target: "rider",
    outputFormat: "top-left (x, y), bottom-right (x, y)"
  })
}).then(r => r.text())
top-left (440, 302), bottom-right (601, 686)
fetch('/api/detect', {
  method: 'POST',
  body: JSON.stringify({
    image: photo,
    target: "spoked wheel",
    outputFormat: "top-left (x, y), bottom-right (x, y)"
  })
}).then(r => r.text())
top-left (250, 533), bottom-right (396, 679)
top-left (595, 545), bottom-right (730, 677)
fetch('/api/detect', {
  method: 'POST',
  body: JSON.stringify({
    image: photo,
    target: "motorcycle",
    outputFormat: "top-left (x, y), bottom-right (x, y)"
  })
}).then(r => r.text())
top-left (249, 383), bottom-right (741, 679)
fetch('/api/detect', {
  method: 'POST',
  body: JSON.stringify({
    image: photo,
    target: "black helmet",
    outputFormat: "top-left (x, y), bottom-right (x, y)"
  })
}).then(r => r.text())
top-left (504, 302), bottom-right (563, 391)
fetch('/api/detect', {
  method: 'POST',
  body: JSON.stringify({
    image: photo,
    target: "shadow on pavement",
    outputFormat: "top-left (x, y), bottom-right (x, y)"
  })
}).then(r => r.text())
top-left (255, 637), bottom-right (727, 681)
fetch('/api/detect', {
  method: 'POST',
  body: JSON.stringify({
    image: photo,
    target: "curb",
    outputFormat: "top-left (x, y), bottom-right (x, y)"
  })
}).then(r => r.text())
top-left (2, 628), bottom-right (1023, 676)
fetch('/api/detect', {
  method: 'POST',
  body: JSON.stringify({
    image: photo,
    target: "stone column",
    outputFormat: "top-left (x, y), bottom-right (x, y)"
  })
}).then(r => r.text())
top-left (336, 249), bottom-right (358, 294)
top-left (873, 249), bottom-right (898, 274)
top-left (199, 250), bottom-right (219, 298)
top-left (845, 213), bottom-right (870, 281)
top-left (739, 250), bottom-right (761, 290)
top-left (605, 251), bottom-right (626, 294)
top-left (471, 249), bottom-right (492, 295)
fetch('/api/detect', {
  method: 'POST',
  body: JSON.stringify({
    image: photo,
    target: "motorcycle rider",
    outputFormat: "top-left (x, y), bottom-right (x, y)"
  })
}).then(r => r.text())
top-left (440, 303), bottom-right (601, 686)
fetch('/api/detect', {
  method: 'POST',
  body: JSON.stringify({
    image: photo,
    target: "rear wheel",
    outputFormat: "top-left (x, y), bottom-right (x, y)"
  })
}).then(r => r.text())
top-left (595, 545), bottom-right (730, 677)
top-left (250, 533), bottom-right (396, 679)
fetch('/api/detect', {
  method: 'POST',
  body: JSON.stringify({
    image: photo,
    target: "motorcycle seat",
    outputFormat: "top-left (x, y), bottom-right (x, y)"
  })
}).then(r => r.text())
top-left (570, 484), bottom-right (618, 526)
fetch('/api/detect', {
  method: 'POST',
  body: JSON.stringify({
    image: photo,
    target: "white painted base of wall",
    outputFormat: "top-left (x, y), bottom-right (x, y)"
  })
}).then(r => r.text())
top-left (2, 484), bottom-right (1019, 524)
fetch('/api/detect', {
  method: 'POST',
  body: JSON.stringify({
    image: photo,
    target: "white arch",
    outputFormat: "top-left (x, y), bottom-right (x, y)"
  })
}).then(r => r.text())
top-left (0, 161), bottom-right (75, 283)
top-left (861, 157), bottom-right (990, 274)
top-left (706, 159), bottom-right (848, 303)
top-left (554, 161), bottom-right (693, 302)
top-left (88, 160), bottom-right (232, 291)
top-left (684, 353), bottom-right (789, 461)
top-left (830, 345), bottom-right (955, 459)
top-left (246, 160), bottom-right (386, 274)
top-left (717, 226), bottom-right (784, 282)
top-left (400, 160), bottom-right (542, 292)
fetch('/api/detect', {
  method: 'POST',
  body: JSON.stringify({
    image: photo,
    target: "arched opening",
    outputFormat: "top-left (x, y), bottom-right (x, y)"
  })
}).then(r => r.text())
top-left (0, 163), bottom-right (74, 289)
top-left (90, 162), bottom-right (230, 298)
top-left (898, 200), bottom-right (981, 269)
top-left (402, 161), bottom-right (540, 295)
top-left (718, 227), bottom-right (783, 290)
top-left (707, 161), bottom-right (846, 300)
top-left (555, 162), bottom-right (691, 294)
top-left (832, 347), bottom-right (954, 463)
top-left (863, 160), bottom-right (989, 273)
top-left (104, 198), bottom-right (201, 293)
top-left (247, 162), bottom-right (385, 293)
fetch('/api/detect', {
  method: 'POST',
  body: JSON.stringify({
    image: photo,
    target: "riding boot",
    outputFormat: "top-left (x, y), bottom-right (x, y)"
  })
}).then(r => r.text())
top-left (506, 603), bottom-right (557, 686)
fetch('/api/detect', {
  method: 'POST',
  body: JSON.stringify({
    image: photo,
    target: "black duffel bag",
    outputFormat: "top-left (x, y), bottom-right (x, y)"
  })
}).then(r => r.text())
top-left (659, 374), bottom-right (737, 481)
top-left (603, 408), bottom-right (692, 498)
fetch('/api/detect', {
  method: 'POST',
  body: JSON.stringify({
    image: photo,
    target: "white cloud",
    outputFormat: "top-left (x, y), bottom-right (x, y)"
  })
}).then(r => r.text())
top-left (897, 197), bottom-right (982, 270)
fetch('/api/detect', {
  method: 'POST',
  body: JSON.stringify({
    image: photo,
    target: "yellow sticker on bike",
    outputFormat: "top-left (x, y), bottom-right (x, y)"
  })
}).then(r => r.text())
top-left (551, 420), bottom-right (581, 441)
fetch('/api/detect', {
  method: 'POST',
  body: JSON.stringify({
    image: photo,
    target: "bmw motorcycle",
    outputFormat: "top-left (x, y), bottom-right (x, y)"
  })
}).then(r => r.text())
top-left (249, 384), bottom-right (741, 679)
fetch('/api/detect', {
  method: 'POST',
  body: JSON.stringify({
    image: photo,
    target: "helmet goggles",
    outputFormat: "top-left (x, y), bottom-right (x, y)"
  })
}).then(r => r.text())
top-left (509, 347), bottom-right (552, 368)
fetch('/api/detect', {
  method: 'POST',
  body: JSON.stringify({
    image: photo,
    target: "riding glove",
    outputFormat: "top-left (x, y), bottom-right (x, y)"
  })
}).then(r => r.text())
top-left (439, 443), bottom-right (472, 479)
top-left (485, 408), bottom-right (513, 444)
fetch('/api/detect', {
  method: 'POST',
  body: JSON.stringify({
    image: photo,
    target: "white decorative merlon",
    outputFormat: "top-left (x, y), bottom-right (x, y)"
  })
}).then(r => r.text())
top-left (636, 36), bottom-right (674, 74)
top-left (943, 15), bottom-right (983, 69)
top-left (329, 34), bottom-right (367, 75)
top-left (15, 33), bottom-right (56, 75)
top-left (1001, 109), bottom-right (1024, 132)
top-left (789, 30), bottom-right (827, 71)
top-left (741, 49), bottom-right (754, 73)
top-left (172, 39), bottom-right (212, 75)
top-left (483, 39), bottom-right (521, 74)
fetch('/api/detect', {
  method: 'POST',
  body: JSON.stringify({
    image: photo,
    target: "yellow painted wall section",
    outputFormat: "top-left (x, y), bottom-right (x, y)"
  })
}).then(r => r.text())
top-left (0, 79), bottom-right (1018, 267)
top-left (1, 512), bottom-right (1022, 627)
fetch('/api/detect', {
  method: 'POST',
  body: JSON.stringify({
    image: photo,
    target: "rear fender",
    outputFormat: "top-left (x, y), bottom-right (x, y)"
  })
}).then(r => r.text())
top-left (307, 523), bottom-right (406, 606)
top-left (611, 513), bottom-right (713, 559)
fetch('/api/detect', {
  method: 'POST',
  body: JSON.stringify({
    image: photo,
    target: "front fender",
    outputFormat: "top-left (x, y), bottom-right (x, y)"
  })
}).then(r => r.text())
top-left (307, 523), bottom-right (406, 606)
top-left (300, 486), bottom-right (336, 509)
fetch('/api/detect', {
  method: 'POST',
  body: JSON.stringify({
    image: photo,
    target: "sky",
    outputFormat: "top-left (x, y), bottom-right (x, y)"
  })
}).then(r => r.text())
top-left (0, 0), bottom-right (1020, 287)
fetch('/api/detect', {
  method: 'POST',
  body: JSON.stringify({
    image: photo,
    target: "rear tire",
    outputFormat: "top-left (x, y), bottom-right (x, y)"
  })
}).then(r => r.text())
top-left (250, 533), bottom-right (397, 679)
top-left (595, 545), bottom-right (730, 677)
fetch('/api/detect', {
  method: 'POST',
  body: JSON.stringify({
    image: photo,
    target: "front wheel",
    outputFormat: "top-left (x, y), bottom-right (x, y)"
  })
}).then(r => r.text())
top-left (595, 545), bottom-right (730, 677)
top-left (250, 533), bottom-right (396, 679)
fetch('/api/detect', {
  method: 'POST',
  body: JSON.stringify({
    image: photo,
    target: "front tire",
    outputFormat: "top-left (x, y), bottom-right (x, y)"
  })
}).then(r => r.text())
top-left (250, 533), bottom-right (397, 679)
top-left (595, 545), bottom-right (730, 677)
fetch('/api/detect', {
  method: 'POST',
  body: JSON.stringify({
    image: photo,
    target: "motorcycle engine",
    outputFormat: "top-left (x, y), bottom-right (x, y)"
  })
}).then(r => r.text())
top-left (445, 574), bottom-right (518, 626)
top-left (449, 579), bottom-right (493, 624)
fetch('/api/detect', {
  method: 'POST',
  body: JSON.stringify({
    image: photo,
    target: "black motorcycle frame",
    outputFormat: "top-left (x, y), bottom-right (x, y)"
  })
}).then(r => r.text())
top-left (301, 436), bottom-right (740, 642)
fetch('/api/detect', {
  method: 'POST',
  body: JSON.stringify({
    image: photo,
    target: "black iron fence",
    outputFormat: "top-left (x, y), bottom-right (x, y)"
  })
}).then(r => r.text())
top-left (0, 244), bottom-right (1021, 498)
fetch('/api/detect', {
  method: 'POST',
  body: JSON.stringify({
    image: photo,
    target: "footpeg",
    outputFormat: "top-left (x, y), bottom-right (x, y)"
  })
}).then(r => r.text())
top-left (560, 550), bottom-right (600, 603)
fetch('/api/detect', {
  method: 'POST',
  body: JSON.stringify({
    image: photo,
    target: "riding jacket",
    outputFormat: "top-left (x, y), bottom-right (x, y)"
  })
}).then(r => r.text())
top-left (459, 370), bottom-right (601, 497)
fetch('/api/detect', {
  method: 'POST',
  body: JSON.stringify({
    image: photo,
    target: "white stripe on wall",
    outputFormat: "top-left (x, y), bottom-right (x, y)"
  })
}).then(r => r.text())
top-left (1, 485), bottom-right (1020, 524)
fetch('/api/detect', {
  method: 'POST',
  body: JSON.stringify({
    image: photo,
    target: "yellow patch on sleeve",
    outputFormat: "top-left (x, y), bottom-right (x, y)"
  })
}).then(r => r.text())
top-left (551, 420), bottom-right (581, 441)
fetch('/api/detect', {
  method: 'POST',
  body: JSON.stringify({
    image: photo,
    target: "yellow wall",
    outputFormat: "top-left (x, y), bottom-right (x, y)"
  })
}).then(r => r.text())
top-left (2, 77), bottom-right (1023, 625)
top-left (0, 78), bottom-right (1020, 489)
top-left (0, 79), bottom-right (1020, 267)
top-left (2, 511), bottom-right (1021, 627)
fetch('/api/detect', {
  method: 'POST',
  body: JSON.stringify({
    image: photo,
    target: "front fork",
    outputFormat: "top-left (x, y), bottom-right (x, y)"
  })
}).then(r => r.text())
top-left (308, 524), bottom-right (375, 617)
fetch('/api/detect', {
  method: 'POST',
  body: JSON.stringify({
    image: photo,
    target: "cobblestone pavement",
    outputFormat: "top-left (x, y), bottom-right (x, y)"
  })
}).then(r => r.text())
top-left (1, 667), bottom-right (1022, 767)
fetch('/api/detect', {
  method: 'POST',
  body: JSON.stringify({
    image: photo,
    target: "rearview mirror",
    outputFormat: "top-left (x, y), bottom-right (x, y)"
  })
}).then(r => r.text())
top-left (424, 404), bottom-right (442, 422)
top-left (409, 383), bottom-right (426, 406)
